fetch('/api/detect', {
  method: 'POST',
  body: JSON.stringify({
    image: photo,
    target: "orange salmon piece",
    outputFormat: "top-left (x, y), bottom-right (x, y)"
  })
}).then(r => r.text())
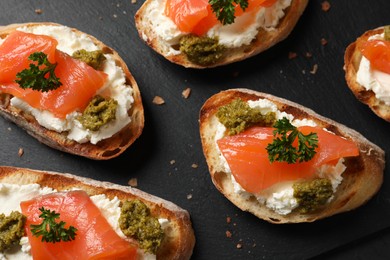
top-left (0, 31), bottom-right (57, 83)
top-left (165, 0), bottom-right (210, 33)
top-left (0, 31), bottom-right (108, 119)
top-left (166, 0), bottom-right (277, 36)
top-left (38, 51), bottom-right (107, 118)
top-left (20, 190), bottom-right (137, 260)
top-left (217, 126), bottom-right (359, 193)
top-left (359, 39), bottom-right (390, 74)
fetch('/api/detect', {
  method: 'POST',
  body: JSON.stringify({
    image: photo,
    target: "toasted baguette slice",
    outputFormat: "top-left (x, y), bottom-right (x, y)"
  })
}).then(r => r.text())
top-left (344, 26), bottom-right (390, 121)
top-left (0, 166), bottom-right (195, 259)
top-left (135, 0), bottom-right (308, 68)
top-left (0, 22), bottom-right (144, 160)
top-left (199, 88), bottom-right (385, 224)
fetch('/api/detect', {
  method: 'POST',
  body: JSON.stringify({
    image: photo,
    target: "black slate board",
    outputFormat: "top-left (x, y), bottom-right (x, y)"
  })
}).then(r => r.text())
top-left (0, 0), bottom-right (390, 259)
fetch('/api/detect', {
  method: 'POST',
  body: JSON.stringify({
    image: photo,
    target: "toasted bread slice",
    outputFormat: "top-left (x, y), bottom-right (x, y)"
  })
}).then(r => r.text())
top-left (344, 26), bottom-right (390, 121)
top-left (199, 88), bottom-right (385, 223)
top-left (0, 22), bottom-right (144, 160)
top-left (0, 166), bottom-right (195, 259)
top-left (135, 0), bottom-right (308, 68)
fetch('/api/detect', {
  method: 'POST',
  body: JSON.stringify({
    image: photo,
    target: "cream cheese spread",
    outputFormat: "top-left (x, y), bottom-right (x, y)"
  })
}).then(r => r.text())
top-left (215, 99), bottom-right (347, 215)
top-left (144, 0), bottom-right (291, 55)
top-left (1, 25), bottom-right (134, 144)
top-left (356, 33), bottom-right (390, 106)
top-left (0, 183), bottom-right (165, 260)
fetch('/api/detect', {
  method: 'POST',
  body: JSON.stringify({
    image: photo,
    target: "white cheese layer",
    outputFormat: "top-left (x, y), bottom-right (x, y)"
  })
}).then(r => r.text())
top-left (3, 25), bottom-right (134, 144)
top-left (144, 0), bottom-right (291, 55)
top-left (207, 0), bottom-right (292, 48)
top-left (356, 33), bottom-right (390, 106)
top-left (0, 184), bottom-right (166, 260)
top-left (215, 99), bottom-right (347, 215)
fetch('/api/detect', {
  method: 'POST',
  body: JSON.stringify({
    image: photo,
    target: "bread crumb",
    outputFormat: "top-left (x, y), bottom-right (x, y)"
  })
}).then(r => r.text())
top-left (128, 178), bottom-right (138, 187)
top-left (191, 163), bottom-right (198, 169)
top-left (226, 231), bottom-right (232, 238)
top-left (113, 14), bottom-right (118, 18)
top-left (18, 148), bottom-right (24, 157)
top-left (170, 160), bottom-right (176, 165)
top-left (288, 52), bottom-right (297, 59)
top-left (236, 243), bottom-right (242, 249)
top-left (321, 38), bottom-right (328, 46)
top-left (131, 0), bottom-right (137, 3)
top-left (310, 64), bottom-right (318, 74)
top-left (321, 1), bottom-right (331, 12)
top-left (182, 88), bottom-right (191, 99)
top-left (153, 96), bottom-right (165, 105)
top-left (186, 194), bottom-right (193, 200)
top-left (305, 52), bottom-right (312, 58)
top-left (35, 9), bottom-right (43, 14)
top-left (7, 127), bottom-right (11, 131)
top-left (226, 216), bottom-right (231, 223)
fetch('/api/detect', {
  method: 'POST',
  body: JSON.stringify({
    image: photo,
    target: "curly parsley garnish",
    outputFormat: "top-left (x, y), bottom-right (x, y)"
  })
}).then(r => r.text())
top-left (15, 52), bottom-right (62, 92)
top-left (209, 0), bottom-right (249, 25)
top-left (30, 207), bottom-right (77, 243)
top-left (266, 117), bottom-right (318, 164)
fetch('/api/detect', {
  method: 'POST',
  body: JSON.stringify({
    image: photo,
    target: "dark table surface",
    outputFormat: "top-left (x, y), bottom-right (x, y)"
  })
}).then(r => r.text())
top-left (1, 0), bottom-right (390, 259)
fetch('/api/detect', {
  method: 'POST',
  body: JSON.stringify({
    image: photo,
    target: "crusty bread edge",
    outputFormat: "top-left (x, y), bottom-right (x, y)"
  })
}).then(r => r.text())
top-left (344, 26), bottom-right (390, 122)
top-left (0, 22), bottom-right (145, 160)
top-left (199, 88), bottom-right (385, 224)
top-left (0, 166), bottom-right (195, 259)
top-left (135, 0), bottom-right (308, 68)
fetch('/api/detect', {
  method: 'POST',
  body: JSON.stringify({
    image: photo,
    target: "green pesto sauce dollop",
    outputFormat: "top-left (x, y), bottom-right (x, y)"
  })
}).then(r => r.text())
top-left (293, 178), bottom-right (333, 213)
top-left (0, 211), bottom-right (26, 252)
top-left (78, 95), bottom-right (117, 131)
top-left (216, 98), bottom-right (276, 135)
top-left (72, 49), bottom-right (106, 70)
top-left (179, 35), bottom-right (225, 65)
top-left (119, 200), bottom-right (164, 255)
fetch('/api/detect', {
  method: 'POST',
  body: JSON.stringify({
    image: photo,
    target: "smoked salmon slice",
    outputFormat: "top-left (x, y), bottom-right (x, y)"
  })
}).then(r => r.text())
top-left (165, 0), bottom-right (277, 36)
top-left (359, 39), bottom-right (390, 74)
top-left (0, 31), bottom-right (57, 83)
top-left (217, 126), bottom-right (359, 193)
top-left (20, 190), bottom-right (137, 260)
top-left (0, 31), bottom-right (107, 119)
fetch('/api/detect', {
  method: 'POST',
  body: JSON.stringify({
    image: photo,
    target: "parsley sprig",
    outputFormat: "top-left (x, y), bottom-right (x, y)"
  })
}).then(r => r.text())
top-left (15, 52), bottom-right (62, 92)
top-left (209, 0), bottom-right (249, 25)
top-left (266, 117), bottom-right (318, 164)
top-left (30, 207), bottom-right (77, 243)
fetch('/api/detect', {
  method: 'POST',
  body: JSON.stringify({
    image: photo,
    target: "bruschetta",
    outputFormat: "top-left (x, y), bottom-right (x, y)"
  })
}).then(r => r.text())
top-left (199, 89), bottom-right (385, 223)
top-left (0, 166), bottom-right (195, 259)
top-left (0, 22), bottom-right (144, 159)
top-left (344, 26), bottom-right (390, 122)
top-left (135, 0), bottom-right (308, 68)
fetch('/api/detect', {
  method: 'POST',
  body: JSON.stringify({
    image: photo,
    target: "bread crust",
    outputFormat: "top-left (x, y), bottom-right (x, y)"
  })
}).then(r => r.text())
top-left (135, 0), bottom-right (308, 68)
top-left (199, 88), bottom-right (385, 224)
top-left (0, 22), bottom-right (144, 160)
top-left (0, 166), bottom-right (195, 259)
top-left (344, 27), bottom-right (390, 122)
